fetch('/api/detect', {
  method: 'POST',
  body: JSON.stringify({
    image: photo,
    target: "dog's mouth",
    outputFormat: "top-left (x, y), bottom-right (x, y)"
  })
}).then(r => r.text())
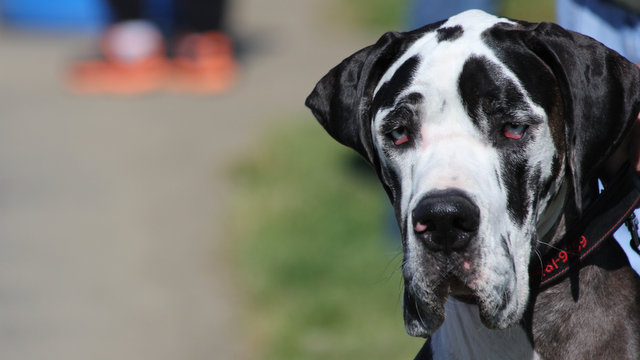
top-left (446, 274), bottom-right (474, 297)
top-left (403, 264), bottom-right (522, 338)
top-left (438, 273), bottom-right (478, 303)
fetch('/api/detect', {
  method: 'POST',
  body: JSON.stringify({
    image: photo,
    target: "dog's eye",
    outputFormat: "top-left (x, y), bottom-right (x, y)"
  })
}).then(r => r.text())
top-left (503, 123), bottom-right (528, 140)
top-left (389, 127), bottom-right (410, 145)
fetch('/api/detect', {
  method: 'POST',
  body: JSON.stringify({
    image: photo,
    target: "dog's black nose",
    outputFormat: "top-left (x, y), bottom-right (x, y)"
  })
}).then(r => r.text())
top-left (412, 190), bottom-right (480, 252)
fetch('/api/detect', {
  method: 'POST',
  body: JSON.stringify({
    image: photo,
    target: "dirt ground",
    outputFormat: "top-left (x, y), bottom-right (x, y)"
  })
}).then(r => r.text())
top-left (0, 0), bottom-right (371, 359)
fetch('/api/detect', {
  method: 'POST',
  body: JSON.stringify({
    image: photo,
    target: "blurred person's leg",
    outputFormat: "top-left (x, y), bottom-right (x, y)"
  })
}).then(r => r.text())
top-left (179, 0), bottom-right (227, 33)
top-left (556, 0), bottom-right (640, 63)
top-left (109, 0), bottom-right (144, 21)
top-left (68, 0), bottom-right (169, 95)
top-left (171, 0), bottom-right (237, 93)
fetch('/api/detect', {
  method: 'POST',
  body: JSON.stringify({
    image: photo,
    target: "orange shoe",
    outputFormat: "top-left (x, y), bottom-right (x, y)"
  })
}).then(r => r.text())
top-left (170, 31), bottom-right (238, 94)
top-left (68, 21), bottom-right (170, 96)
top-left (69, 55), bottom-right (170, 95)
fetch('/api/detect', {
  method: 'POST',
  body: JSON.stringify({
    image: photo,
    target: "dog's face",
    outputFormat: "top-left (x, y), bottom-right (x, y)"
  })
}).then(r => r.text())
top-left (370, 13), bottom-right (563, 335)
top-left (306, 10), bottom-right (640, 337)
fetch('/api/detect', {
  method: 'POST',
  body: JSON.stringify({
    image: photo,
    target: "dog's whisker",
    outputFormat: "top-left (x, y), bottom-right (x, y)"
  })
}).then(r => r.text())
top-left (534, 249), bottom-right (543, 269)
top-left (413, 294), bottom-right (428, 331)
top-left (536, 240), bottom-right (564, 252)
top-left (532, 249), bottom-right (545, 282)
top-left (381, 252), bottom-right (405, 281)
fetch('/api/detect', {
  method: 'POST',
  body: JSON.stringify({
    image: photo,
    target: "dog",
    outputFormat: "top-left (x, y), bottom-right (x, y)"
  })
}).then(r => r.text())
top-left (306, 10), bottom-right (640, 359)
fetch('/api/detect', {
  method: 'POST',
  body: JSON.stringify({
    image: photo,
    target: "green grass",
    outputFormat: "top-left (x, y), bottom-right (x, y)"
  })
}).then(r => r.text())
top-left (330, 0), bottom-right (555, 33)
top-left (501, 0), bottom-right (555, 22)
top-left (229, 120), bottom-right (424, 360)
top-left (330, 0), bottom-right (410, 32)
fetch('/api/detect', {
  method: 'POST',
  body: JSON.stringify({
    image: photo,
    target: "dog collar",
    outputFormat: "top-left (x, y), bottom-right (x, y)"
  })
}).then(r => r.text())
top-left (531, 165), bottom-right (640, 290)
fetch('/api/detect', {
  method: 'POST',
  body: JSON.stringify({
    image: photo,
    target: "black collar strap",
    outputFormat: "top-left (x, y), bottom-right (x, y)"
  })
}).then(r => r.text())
top-left (532, 165), bottom-right (640, 290)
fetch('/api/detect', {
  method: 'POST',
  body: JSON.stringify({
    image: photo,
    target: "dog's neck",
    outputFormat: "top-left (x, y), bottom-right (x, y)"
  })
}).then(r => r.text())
top-left (430, 298), bottom-right (540, 360)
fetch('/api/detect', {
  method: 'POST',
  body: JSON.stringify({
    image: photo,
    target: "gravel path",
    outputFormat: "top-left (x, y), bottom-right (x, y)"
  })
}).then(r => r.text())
top-left (0, 1), bottom-right (369, 359)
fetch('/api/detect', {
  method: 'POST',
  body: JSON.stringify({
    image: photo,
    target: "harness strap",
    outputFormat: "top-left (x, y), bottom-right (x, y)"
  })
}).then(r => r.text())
top-left (532, 165), bottom-right (640, 290)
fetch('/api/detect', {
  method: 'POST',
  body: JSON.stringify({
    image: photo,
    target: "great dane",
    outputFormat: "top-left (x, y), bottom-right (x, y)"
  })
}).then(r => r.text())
top-left (306, 10), bottom-right (640, 359)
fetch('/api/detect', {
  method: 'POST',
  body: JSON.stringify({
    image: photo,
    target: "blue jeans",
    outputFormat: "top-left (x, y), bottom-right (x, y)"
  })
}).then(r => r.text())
top-left (556, 0), bottom-right (640, 63)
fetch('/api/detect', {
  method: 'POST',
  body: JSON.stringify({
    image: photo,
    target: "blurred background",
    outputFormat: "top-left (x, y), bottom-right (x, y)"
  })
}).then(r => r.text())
top-left (0, 1), bottom-right (554, 359)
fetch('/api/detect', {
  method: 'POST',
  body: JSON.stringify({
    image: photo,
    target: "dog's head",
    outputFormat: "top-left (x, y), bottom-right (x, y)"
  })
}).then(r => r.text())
top-left (306, 10), bottom-right (640, 337)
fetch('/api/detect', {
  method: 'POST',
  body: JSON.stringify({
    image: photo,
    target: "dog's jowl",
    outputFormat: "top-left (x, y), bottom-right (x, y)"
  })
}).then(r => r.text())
top-left (307, 10), bottom-right (640, 360)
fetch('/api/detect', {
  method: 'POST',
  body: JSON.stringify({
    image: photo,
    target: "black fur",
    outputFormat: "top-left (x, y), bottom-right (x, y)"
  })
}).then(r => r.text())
top-left (372, 55), bottom-right (421, 113)
top-left (436, 25), bottom-right (464, 42)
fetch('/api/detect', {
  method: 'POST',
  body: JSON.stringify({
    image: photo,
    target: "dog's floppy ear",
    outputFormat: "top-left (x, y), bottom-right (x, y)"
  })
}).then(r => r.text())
top-left (305, 31), bottom-right (408, 164)
top-left (522, 22), bottom-right (640, 212)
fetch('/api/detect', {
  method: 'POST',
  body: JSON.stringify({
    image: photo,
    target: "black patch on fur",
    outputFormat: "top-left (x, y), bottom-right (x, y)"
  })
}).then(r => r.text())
top-left (403, 92), bottom-right (424, 105)
top-left (481, 24), bottom-right (558, 117)
top-left (371, 55), bottom-right (421, 113)
top-left (539, 154), bottom-right (562, 201)
top-left (437, 25), bottom-right (463, 42)
top-left (458, 56), bottom-right (530, 136)
top-left (502, 160), bottom-right (530, 225)
top-left (530, 166), bottom-right (542, 211)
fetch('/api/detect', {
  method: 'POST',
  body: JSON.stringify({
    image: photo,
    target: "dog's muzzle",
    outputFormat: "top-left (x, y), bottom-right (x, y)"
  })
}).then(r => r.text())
top-left (404, 188), bottom-right (521, 337)
top-left (412, 189), bottom-right (480, 253)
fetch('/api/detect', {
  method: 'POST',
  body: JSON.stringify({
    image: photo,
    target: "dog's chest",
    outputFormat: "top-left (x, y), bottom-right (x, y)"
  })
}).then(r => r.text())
top-left (430, 299), bottom-right (540, 360)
